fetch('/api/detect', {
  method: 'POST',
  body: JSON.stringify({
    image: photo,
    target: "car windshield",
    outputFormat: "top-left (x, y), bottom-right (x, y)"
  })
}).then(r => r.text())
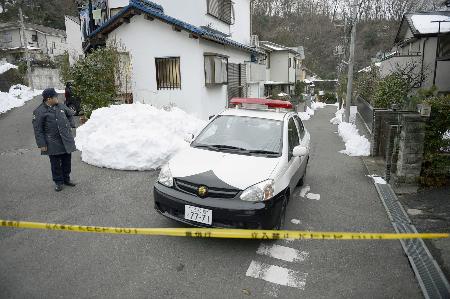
top-left (192, 115), bottom-right (283, 156)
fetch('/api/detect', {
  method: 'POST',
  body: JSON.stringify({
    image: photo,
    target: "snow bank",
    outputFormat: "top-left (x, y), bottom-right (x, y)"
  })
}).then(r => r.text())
top-left (0, 62), bottom-right (18, 74)
top-left (75, 103), bottom-right (207, 171)
top-left (0, 85), bottom-right (41, 114)
top-left (297, 101), bottom-right (326, 121)
top-left (337, 122), bottom-right (370, 156)
top-left (330, 107), bottom-right (357, 124)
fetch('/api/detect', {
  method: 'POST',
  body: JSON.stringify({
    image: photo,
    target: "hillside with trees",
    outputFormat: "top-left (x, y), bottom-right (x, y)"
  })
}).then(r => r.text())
top-left (252, 0), bottom-right (447, 78)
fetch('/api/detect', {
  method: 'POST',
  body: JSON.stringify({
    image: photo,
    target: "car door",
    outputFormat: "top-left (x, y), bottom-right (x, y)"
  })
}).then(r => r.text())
top-left (293, 115), bottom-right (309, 176)
top-left (286, 116), bottom-right (302, 193)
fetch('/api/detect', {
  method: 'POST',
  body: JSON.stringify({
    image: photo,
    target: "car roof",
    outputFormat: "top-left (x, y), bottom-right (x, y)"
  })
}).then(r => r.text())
top-left (220, 108), bottom-right (291, 121)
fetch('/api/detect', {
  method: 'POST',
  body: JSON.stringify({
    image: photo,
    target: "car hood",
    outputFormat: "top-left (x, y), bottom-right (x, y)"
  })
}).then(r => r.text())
top-left (169, 147), bottom-right (280, 190)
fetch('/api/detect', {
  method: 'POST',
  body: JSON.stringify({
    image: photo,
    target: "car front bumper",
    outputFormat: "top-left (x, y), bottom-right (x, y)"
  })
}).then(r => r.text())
top-left (153, 183), bottom-right (284, 229)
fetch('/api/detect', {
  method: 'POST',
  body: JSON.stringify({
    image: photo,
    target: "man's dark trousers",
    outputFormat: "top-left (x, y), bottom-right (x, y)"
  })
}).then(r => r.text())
top-left (49, 153), bottom-right (72, 185)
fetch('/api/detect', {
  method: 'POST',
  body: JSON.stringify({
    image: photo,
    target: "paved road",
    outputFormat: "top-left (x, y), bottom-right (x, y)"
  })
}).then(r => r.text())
top-left (0, 99), bottom-right (422, 298)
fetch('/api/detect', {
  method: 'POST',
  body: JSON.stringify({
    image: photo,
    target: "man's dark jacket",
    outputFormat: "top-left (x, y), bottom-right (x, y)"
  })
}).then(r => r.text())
top-left (32, 103), bottom-right (76, 155)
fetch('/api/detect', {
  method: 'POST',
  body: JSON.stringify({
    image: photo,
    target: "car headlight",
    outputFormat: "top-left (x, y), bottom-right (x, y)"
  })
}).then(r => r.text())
top-left (158, 164), bottom-right (173, 187)
top-left (240, 180), bottom-right (274, 202)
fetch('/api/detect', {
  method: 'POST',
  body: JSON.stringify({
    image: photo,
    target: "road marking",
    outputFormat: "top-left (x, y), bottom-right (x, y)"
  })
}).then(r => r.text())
top-left (306, 193), bottom-right (320, 200)
top-left (299, 186), bottom-right (310, 198)
top-left (291, 219), bottom-right (301, 225)
top-left (246, 260), bottom-right (308, 289)
top-left (256, 244), bottom-right (309, 263)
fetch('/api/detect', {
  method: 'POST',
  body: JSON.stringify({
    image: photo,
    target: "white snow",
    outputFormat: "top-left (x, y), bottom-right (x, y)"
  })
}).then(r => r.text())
top-left (0, 85), bottom-right (41, 114)
top-left (297, 101), bottom-right (326, 121)
top-left (311, 101), bottom-right (326, 110)
top-left (291, 219), bottom-right (301, 225)
top-left (256, 244), bottom-right (309, 263)
top-left (75, 103), bottom-right (206, 171)
top-left (443, 130), bottom-right (450, 140)
top-left (337, 122), bottom-right (370, 156)
top-left (305, 193), bottom-right (320, 200)
top-left (0, 62), bottom-right (18, 74)
top-left (299, 185), bottom-right (310, 198)
top-left (246, 260), bottom-right (308, 289)
top-left (411, 14), bottom-right (450, 34)
top-left (367, 175), bottom-right (387, 185)
top-left (330, 107), bottom-right (357, 125)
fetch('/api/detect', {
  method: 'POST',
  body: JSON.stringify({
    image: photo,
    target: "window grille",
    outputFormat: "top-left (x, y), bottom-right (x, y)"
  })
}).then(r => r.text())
top-left (155, 57), bottom-right (181, 90)
top-left (207, 0), bottom-right (233, 25)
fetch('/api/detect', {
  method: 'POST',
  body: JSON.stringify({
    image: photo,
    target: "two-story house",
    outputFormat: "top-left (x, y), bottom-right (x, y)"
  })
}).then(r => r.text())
top-left (379, 11), bottom-right (450, 93)
top-left (0, 22), bottom-right (67, 63)
top-left (81, 0), bottom-right (260, 119)
top-left (258, 41), bottom-right (303, 96)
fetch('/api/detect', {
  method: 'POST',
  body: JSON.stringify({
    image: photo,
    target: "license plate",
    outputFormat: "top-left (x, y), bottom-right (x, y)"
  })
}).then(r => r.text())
top-left (184, 205), bottom-right (212, 225)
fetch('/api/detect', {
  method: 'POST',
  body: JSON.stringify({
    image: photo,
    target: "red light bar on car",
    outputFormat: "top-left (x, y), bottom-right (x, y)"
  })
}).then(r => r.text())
top-left (230, 98), bottom-right (293, 109)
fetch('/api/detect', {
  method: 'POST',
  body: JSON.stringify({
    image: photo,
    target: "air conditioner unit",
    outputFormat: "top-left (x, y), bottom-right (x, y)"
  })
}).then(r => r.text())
top-left (251, 35), bottom-right (259, 47)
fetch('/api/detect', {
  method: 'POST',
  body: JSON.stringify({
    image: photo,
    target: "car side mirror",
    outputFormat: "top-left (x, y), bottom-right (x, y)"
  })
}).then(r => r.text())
top-left (293, 145), bottom-right (309, 157)
top-left (184, 133), bottom-right (194, 143)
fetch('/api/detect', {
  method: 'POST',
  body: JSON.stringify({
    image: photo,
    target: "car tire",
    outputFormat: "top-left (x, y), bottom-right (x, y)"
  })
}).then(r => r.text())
top-left (274, 193), bottom-right (288, 230)
top-left (68, 104), bottom-right (78, 116)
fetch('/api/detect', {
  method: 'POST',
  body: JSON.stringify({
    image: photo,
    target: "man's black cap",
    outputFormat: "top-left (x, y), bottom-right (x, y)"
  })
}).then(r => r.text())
top-left (42, 88), bottom-right (58, 101)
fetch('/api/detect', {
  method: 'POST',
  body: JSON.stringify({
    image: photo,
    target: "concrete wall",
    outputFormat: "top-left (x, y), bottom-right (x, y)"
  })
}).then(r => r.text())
top-left (269, 51), bottom-right (288, 82)
top-left (109, 14), bottom-right (250, 119)
top-left (64, 16), bottom-right (84, 65)
top-left (0, 28), bottom-right (21, 48)
top-left (31, 67), bottom-right (63, 90)
top-left (152, 0), bottom-right (251, 45)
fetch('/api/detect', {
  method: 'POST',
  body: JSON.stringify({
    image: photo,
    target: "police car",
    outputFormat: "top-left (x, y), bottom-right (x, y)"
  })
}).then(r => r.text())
top-left (154, 98), bottom-right (310, 229)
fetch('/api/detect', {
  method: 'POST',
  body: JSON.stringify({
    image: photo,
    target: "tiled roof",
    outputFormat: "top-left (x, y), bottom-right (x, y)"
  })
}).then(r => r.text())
top-left (89, 0), bottom-right (262, 54)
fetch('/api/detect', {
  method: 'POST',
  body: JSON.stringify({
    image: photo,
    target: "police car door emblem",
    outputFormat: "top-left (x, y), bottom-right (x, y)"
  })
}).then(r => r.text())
top-left (198, 186), bottom-right (208, 197)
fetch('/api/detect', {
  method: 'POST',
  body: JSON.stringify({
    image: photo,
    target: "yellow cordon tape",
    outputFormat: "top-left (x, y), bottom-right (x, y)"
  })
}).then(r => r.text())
top-left (1, 220), bottom-right (448, 240)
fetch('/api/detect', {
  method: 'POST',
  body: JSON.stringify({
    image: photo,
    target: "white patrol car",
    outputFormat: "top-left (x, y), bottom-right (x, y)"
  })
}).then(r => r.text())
top-left (154, 98), bottom-right (310, 229)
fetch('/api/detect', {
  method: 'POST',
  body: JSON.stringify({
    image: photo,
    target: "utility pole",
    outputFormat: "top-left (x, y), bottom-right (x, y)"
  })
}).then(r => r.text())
top-left (19, 6), bottom-right (33, 89)
top-left (344, 0), bottom-right (357, 123)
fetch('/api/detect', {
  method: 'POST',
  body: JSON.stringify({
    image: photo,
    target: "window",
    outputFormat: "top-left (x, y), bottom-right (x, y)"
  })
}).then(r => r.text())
top-left (204, 54), bottom-right (228, 85)
top-left (207, 0), bottom-right (234, 25)
top-left (2, 32), bottom-right (12, 43)
top-left (155, 57), bottom-right (181, 90)
top-left (266, 55), bottom-right (271, 69)
top-left (288, 118), bottom-right (300, 160)
top-left (293, 115), bottom-right (305, 139)
top-left (52, 41), bottom-right (56, 49)
top-left (31, 34), bottom-right (38, 42)
top-left (438, 35), bottom-right (450, 59)
top-left (288, 58), bottom-right (292, 68)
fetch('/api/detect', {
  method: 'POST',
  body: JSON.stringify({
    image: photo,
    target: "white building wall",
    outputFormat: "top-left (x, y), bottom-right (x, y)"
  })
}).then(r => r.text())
top-left (288, 53), bottom-right (296, 84)
top-left (0, 28), bottom-right (22, 48)
top-left (270, 51), bottom-right (288, 83)
top-left (65, 16), bottom-right (84, 65)
top-left (109, 14), bottom-right (250, 119)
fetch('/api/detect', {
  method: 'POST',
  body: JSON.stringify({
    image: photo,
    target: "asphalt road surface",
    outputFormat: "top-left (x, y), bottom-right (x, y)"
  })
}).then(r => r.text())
top-left (0, 98), bottom-right (422, 298)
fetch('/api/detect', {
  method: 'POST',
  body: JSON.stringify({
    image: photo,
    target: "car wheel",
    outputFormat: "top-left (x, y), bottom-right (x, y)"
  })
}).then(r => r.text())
top-left (274, 193), bottom-right (288, 230)
top-left (68, 104), bottom-right (77, 115)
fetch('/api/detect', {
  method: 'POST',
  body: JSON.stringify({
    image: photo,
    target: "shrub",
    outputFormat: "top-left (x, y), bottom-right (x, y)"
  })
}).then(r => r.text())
top-left (355, 65), bottom-right (380, 104)
top-left (0, 68), bottom-right (24, 92)
top-left (421, 93), bottom-right (450, 185)
top-left (68, 45), bottom-right (121, 118)
top-left (323, 92), bottom-right (337, 104)
top-left (372, 74), bottom-right (409, 109)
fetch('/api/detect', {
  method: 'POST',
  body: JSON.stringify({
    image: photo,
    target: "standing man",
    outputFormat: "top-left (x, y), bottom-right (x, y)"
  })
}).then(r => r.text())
top-left (33, 88), bottom-right (77, 192)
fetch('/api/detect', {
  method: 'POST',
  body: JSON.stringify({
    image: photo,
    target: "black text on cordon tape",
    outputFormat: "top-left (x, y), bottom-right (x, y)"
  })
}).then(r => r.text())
top-left (1, 220), bottom-right (448, 240)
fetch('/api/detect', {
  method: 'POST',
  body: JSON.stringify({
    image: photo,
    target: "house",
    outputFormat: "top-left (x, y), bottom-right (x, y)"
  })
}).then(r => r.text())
top-left (83, 0), bottom-right (261, 119)
top-left (258, 41), bottom-right (303, 96)
top-left (64, 16), bottom-right (84, 65)
top-left (379, 11), bottom-right (450, 93)
top-left (0, 22), bottom-right (67, 63)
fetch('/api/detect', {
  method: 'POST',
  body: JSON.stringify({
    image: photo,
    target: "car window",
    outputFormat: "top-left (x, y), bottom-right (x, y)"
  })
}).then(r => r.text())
top-left (288, 117), bottom-right (300, 160)
top-left (192, 115), bottom-right (283, 155)
top-left (293, 115), bottom-right (305, 139)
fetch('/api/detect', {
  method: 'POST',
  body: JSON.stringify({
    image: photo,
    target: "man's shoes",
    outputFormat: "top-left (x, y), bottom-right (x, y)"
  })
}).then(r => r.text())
top-left (55, 185), bottom-right (63, 192)
top-left (64, 181), bottom-right (76, 187)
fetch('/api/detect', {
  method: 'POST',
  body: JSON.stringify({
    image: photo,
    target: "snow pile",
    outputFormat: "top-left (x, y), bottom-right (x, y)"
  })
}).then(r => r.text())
top-left (0, 84), bottom-right (41, 114)
top-left (0, 62), bottom-right (18, 74)
top-left (298, 106), bottom-right (315, 121)
top-left (75, 103), bottom-right (207, 170)
top-left (330, 107), bottom-right (357, 124)
top-left (311, 101), bottom-right (326, 110)
top-left (367, 175), bottom-right (387, 185)
top-left (337, 122), bottom-right (370, 156)
top-left (411, 15), bottom-right (450, 34)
